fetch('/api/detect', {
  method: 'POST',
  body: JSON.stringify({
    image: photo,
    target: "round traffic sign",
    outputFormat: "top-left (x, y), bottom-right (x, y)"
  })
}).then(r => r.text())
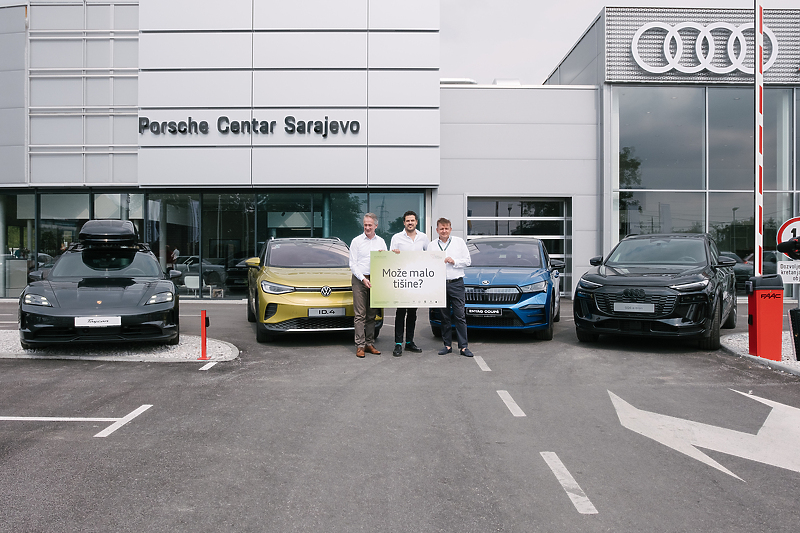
top-left (777, 217), bottom-right (800, 245)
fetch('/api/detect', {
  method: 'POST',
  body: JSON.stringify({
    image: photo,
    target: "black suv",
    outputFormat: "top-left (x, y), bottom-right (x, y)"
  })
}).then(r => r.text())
top-left (573, 233), bottom-right (737, 350)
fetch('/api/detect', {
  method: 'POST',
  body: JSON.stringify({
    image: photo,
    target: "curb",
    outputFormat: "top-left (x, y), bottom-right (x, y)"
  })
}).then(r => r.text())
top-left (720, 337), bottom-right (800, 377)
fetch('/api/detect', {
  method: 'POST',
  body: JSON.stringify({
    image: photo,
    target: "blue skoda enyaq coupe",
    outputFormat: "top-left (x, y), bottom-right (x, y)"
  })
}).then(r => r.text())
top-left (429, 236), bottom-right (564, 340)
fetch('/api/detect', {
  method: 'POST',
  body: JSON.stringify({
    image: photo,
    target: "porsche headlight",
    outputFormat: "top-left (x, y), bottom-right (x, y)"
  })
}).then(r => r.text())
top-left (520, 281), bottom-right (547, 293)
top-left (669, 279), bottom-right (709, 292)
top-left (147, 292), bottom-right (174, 305)
top-left (24, 294), bottom-right (51, 307)
top-left (579, 278), bottom-right (602, 289)
top-left (260, 280), bottom-right (295, 295)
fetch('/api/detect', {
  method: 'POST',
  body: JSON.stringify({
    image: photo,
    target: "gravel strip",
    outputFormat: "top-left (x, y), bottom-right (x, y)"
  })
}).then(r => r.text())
top-left (0, 330), bottom-right (238, 363)
top-left (721, 331), bottom-right (800, 376)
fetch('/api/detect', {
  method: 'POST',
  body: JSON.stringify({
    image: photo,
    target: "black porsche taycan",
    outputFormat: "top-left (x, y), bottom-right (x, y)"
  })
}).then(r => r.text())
top-left (19, 220), bottom-right (180, 349)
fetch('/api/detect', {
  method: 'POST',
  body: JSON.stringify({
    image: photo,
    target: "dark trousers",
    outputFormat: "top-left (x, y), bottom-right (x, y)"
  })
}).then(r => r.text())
top-left (394, 308), bottom-right (417, 344)
top-left (440, 278), bottom-right (468, 350)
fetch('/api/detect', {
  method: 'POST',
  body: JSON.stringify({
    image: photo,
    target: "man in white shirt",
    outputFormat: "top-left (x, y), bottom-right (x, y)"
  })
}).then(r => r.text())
top-left (349, 213), bottom-right (387, 358)
top-left (389, 210), bottom-right (430, 357)
top-left (428, 217), bottom-right (473, 357)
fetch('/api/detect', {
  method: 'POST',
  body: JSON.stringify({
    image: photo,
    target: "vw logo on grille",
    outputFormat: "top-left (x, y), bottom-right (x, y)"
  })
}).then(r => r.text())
top-left (622, 288), bottom-right (646, 299)
top-left (631, 21), bottom-right (778, 75)
top-left (320, 286), bottom-right (332, 297)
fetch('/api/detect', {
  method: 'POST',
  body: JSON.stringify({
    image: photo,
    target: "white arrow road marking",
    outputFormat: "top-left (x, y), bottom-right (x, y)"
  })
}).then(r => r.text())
top-left (0, 405), bottom-right (152, 438)
top-left (609, 390), bottom-right (800, 480)
top-left (540, 452), bottom-right (598, 515)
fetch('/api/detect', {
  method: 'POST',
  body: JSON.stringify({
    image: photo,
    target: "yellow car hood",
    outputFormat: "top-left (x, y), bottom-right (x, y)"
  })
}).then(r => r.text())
top-left (264, 267), bottom-right (353, 288)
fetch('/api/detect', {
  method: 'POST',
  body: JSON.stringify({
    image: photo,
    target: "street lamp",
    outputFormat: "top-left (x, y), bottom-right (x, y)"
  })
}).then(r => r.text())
top-left (732, 207), bottom-right (739, 253)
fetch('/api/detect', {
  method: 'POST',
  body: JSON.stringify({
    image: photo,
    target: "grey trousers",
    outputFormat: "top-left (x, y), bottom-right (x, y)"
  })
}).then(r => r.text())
top-left (352, 274), bottom-right (377, 348)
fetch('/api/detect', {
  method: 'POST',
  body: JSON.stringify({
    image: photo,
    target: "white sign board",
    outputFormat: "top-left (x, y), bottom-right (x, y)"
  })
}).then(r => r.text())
top-left (777, 217), bottom-right (800, 245)
top-left (778, 261), bottom-right (800, 283)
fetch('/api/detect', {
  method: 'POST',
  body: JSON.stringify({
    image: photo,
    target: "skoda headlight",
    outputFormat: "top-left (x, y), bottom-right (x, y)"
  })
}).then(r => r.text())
top-left (579, 278), bottom-right (602, 290)
top-left (24, 294), bottom-right (51, 307)
top-left (520, 281), bottom-right (547, 293)
top-left (260, 280), bottom-right (295, 295)
top-left (669, 279), bottom-right (709, 292)
top-left (147, 292), bottom-right (174, 305)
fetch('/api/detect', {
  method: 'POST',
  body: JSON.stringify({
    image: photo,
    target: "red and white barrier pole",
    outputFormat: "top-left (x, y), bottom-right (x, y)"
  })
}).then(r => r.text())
top-left (199, 309), bottom-right (208, 360)
top-left (754, 0), bottom-right (764, 276)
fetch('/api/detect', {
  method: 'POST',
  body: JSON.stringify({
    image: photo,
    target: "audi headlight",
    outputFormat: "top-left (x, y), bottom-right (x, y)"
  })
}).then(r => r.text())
top-left (261, 280), bottom-right (295, 294)
top-left (579, 278), bottom-right (602, 289)
top-left (24, 294), bottom-right (51, 307)
top-left (146, 292), bottom-right (174, 305)
top-left (520, 281), bottom-right (547, 293)
top-left (669, 279), bottom-right (709, 292)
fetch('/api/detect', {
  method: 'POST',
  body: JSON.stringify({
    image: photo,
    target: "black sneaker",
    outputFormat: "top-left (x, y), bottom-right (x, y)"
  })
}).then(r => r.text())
top-left (393, 344), bottom-right (403, 357)
top-left (460, 348), bottom-right (474, 358)
top-left (405, 342), bottom-right (423, 353)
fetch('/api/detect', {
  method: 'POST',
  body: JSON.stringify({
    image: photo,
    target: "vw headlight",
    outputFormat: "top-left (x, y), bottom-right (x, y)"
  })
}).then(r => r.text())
top-left (147, 292), bottom-right (174, 305)
top-left (520, 281), bottom-right (547, 293)
top-left (579, 278), bottom-right (602, 289)
top-left (669, 279), bottom-right (709, 292)
top-left (260, 280), bottom-right (295, 294)
top-left (24, 294), bottom-right (51, 307)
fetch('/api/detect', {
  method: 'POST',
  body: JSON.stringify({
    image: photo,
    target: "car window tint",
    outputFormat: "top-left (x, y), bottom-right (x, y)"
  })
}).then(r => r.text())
top-left (469, 241), bottom-right (542, 268)
top-left (50, 250), bottom-right (163, 278)
top-left (608, 239), bottom-right (707, 265)
top-left (268, 242), bottom-right (350, 268)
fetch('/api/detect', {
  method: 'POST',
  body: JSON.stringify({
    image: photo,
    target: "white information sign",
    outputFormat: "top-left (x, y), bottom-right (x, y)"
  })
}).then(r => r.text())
top-left (778, 261), bottom-right (800, 283)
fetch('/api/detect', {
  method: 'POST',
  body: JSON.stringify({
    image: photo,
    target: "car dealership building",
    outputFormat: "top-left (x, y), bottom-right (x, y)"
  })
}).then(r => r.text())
top-left (0, 1), bottom-right (798, 298)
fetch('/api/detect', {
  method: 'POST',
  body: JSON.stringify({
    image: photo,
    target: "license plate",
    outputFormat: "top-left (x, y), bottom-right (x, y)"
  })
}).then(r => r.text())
top-left (466, 308), bottom-right (502, 316)
top-left (75, 316), bottom-right (121, 327)
top-left (308, 307), bottom-right (345, 317)
top-left (613, 303), bottom-right (654, 313)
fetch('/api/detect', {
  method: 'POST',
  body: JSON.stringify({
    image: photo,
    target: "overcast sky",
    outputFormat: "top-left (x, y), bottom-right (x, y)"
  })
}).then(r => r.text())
top-left (440, 1), bottom-right (799, 85)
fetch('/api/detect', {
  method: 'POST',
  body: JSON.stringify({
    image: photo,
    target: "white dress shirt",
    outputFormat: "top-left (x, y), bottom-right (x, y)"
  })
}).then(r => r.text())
top-left (429, 236), bottom-right (471, 279)
top-left (349, 233), bottom-right (387, 281)
top-left (390, 230), bottom-right (430, 252)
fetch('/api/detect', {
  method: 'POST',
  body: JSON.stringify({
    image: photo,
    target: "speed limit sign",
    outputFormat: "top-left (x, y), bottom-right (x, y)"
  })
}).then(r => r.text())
top-left (777, 217), bottom-right (800, 245)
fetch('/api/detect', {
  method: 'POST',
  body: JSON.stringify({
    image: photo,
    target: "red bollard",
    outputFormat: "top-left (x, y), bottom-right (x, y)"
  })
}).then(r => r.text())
top-left (198, 309), bottom-right (209, 360)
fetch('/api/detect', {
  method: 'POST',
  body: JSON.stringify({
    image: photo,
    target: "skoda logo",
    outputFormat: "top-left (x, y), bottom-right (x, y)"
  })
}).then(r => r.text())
top-left (622, 288), bottom-right (646, 300)
top-left (631, 21), bottom-right (778, 75)
top-left (320, 286), bottom-right (332, 297)
top-left (481, 280), bottom-right (490, 285)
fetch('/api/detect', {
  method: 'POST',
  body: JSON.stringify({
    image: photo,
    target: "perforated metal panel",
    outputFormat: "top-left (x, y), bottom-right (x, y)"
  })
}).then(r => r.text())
top-left (605, 7), bottom-right (800, 84)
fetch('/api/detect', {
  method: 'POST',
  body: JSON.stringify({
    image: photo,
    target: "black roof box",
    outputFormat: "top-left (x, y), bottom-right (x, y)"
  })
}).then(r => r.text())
top-left (79, 220), bottom-right (138, 246)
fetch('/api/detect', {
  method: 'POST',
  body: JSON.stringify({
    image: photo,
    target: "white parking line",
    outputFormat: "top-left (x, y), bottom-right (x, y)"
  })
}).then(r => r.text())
top-left (474, 355), bottom-right (491, 371)
top-left (0, 404), bottom-right (152, 438)
top-left (199, 361), bottom-right (218, 371)
top-left (0, 321), bottom-right (18, 324)
top-left (497, 390), bottom-right (526, 417)
top-left (540, 452), bottom-right (598, 515)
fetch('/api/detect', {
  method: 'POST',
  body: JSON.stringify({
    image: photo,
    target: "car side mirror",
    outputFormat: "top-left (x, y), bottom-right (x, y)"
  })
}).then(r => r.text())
top-left (169, 269), bottom-right (182, 280)
top-left (717, 256), bottom-right (736, 268)
top-left (245, 257), bottom-right (261, 268)
top-left (550, 259), bottom-right (565, 271)
top-left (28, 270), bottom-right (43, 282)
top-left (589, 256), bottom-right (603, 266)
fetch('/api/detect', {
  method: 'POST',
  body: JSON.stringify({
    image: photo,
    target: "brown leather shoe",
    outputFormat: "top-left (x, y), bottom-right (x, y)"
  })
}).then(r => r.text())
top-left (365, 345), bottom-right (381, 355)
top-left (356, 347), bottom-right (365, 358)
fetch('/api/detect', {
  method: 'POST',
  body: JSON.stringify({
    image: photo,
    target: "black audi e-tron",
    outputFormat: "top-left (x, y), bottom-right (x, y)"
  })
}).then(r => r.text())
top-left (19, 220), bottom-right (180, 349)
top-left (573, 233), bottom-right (737, 350)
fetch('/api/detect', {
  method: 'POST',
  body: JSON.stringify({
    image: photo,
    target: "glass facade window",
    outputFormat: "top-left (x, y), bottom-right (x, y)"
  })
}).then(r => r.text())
top-left (202, 194), bottom-right (256, 295)
top-left (368, 192), bottom-right (426, 244)
top-left (39, 193), bottom-right (90, 259)
top-left (620, 191), bottom-right (705, 236)
top-left (147, 193), bottom-right (200, 276)
top-left (617, 86), bottom-right (705, 190)
top-left (0, 194), bottom-right (37, 297)
top-left (708, 88), bottom-right (753, 190)
top-left (764, 88), bottom-right (793, 192)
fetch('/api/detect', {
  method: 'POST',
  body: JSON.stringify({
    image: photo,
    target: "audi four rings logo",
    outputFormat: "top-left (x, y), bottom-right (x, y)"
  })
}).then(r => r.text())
top-left (622, 288), bottom-right (646, 299)
top-left (320, 286), bottom-right (332, 297)
top-left (632, 22), bottom-right (778, 75)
